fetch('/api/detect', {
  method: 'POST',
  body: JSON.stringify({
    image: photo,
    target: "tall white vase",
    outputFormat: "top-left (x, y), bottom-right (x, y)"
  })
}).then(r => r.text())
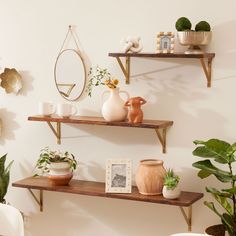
top-left (101, 88), bottom-right (129, 122)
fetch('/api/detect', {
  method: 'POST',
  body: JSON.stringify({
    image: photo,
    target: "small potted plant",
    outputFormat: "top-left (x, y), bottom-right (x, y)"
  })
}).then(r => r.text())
top-left (175, 17), bottom-right (212, 54)
top-left (35, 147), bottom-right (77, 186)
top-left (192, 138), bottom-right (236, 236)
top-left (162, 169), bottom-right (181, 199)
top-left (0, 154), bottom-right (14, 204)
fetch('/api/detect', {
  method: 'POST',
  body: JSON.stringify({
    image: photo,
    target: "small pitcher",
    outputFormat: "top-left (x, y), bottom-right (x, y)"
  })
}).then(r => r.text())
top-left (101, 87), bottom-right (129, 122)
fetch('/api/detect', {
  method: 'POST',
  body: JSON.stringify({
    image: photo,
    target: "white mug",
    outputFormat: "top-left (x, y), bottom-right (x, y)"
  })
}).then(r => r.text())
top-left (38, 102), bottom-right (55, 116)
top-left (57, 103), bottom-right (77, 118)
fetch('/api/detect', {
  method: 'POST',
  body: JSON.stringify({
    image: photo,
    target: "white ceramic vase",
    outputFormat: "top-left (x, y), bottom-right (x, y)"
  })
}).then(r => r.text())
top-left (162, 185), bottom-right (181, 199)
top-left (101, 87), bottom-right (129, 122)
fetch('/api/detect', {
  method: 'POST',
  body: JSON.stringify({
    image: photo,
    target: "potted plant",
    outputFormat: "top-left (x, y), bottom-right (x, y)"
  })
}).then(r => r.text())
top-left (35, 147), bottom-right (77, 186)
top-left (0, 154), bottom-right (14, 204)
top-left (175, 17), bottom-right (212, 54)
top-left (192, 138), bottom-right (236, 236)
top-left (162, 169), bottom-right (181, 199)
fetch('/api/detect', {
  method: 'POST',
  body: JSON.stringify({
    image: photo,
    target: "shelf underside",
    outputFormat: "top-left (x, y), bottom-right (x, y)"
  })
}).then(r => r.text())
top-left (13, 177), bottom-right (203, 207)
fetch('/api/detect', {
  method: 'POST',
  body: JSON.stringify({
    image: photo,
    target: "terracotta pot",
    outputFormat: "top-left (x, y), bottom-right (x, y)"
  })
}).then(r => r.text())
top-left (48, 162), bottom-right (73, 186)
top-left (135, 159), bottom-right (166, 195)
top-left (205, 224), bottom-right (225, 236)
top-left (48, 173), bottom-right (73, 186)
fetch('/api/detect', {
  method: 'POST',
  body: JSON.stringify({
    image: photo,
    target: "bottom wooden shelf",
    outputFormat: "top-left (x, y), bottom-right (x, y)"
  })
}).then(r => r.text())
top-left (12, 176), bottom-right (203, 231)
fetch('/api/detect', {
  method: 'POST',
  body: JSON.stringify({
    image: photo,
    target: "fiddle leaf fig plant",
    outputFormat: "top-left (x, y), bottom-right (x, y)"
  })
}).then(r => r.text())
top-left (0, 154), bottom-right (14, 204)
top-left (192, 138), bottom-right (236, 236)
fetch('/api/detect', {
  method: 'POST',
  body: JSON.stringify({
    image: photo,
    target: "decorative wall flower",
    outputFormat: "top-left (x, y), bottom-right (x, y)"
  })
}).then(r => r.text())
top-left (0, 68), bottom-right (23, 94)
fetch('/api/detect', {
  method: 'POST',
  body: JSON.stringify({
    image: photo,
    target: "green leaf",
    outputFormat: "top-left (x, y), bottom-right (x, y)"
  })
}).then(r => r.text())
top-left (192, 160), bottom-right (232, 182)
top-left (197, 169), bottom-right (212, 178)
top-left (222, 187), bottom-right (236, 194)
top-left (206, 187), bottom-right (233, 215)
top-left (221, 213), bottom-right (234, 236)
top-left (193, 139), bottom-right (234, 164)
top-left (206, 187), bottom-right (232, 198)
top-left (204, 201), bottom-right (221, 218)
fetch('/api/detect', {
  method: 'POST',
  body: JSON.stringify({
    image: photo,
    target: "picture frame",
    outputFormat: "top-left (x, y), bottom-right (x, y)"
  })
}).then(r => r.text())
top-left (105, 159), bottom-right (132, 193)
top-left (156, 32), bottom-right (175, 53)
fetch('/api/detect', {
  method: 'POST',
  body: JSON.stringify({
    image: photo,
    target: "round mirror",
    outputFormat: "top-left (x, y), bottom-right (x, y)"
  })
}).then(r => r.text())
top-left (54, 49), bottom-right (86, 101)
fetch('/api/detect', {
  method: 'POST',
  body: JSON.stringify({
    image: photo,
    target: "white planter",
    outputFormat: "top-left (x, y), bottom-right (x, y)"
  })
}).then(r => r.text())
top-left (101, 88), bottom-right (129, 122)
top-left (162, 185), bottom-right (181, 199)
top-left (49, 162), bottom-right (71, 176)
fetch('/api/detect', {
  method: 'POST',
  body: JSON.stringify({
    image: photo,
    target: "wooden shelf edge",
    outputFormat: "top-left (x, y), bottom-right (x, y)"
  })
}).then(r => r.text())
top-left (108, 52), bottom-right (215, 59)
top-left (12, 177), bottom-right (203, 207)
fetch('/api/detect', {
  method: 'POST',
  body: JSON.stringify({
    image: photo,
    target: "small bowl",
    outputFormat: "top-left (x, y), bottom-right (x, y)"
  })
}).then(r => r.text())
top-left (177, 31), bottom-right (212, 54)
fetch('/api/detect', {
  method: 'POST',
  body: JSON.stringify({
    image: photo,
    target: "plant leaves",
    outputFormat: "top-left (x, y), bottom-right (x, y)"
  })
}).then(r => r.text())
top-left (192, 160), bottom-right (232, 182)
top-left (206, 187), bottom-right (233, 215)
top-left (221, 213), bottom-right (234, 236)
top-left (204, 201), bottom-right (221, 218)
top-left (193, 139), bottom-right (235, 164)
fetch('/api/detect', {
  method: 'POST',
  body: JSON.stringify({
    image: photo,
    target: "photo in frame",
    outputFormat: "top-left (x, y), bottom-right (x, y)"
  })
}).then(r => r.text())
top-left (156, 32), bottom-right (175, 53)
top-left (105, 159), bottom-right (132, 193)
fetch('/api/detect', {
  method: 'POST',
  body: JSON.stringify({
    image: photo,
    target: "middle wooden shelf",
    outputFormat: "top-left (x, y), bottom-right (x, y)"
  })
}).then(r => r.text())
top-left (28, 115), bottom-right (174, 153)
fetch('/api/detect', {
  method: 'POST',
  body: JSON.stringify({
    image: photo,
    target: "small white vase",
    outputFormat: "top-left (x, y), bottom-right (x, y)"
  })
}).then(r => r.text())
top-left (49, 162), bottom-right (71, 176)
top-left (162, 185), bottom-right (181, 199)
top-left (101, 87), bottom-right (129, 122)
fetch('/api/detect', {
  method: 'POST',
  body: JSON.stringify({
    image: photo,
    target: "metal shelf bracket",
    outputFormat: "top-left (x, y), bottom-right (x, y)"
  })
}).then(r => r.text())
top-left (200, 57), bottom-right (213, 88)
top-left (179, 206), bottom-right (192, 231)
top-left (46, 122), bottom-right (61, 144)
top-left (115, 56), bottom-right (130, 84)
top-left (155, 128), bottom-right (167, 153)
top-left (28, 189), bottom-right (44, 212)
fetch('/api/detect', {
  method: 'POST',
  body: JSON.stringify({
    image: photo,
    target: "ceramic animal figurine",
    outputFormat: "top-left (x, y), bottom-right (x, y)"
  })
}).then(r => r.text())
top-left (121, 36), bottom-right (143, 53)
top-left (125, 97), bottom-right (147, 124)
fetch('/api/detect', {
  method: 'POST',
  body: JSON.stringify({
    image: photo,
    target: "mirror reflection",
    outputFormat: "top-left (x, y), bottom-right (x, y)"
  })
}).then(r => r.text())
top-left (54, 49), bottom-right (86, 101)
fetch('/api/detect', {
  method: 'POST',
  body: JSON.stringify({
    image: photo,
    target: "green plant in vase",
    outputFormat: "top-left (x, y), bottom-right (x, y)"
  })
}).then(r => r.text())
top-left (0, 154), bottom-right (14, 204)
top-left (192, 138), bottom-right (236, 236)
top-left (162, 169), bottom-right (181, 199)
top-left (86, 66), bottom-right (119, 97)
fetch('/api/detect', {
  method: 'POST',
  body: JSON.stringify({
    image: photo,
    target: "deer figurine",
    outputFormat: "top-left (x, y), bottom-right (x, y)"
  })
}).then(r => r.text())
top-left (125, 97), bottom-right (147, 124)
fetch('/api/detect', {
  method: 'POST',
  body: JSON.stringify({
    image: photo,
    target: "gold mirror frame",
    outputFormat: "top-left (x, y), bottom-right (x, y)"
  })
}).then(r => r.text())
top-left (54, 49), bottom-right (86, 101)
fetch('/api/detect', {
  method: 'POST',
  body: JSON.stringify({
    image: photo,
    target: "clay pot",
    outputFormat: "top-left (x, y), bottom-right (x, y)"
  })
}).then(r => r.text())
top-left (48, 173), bottom-right (73, 186)
top-left (48, 162), bottom-right (73, 186)
top-left (135, 159), bottom-right (166, 195)
top-left (205, 224), bottom-right (225, 236)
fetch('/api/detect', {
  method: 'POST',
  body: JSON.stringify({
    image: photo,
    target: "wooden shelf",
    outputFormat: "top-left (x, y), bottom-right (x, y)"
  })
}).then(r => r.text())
top-left (13, 176), bottom-right (203, 231)
top-left (108, 52), bottom-right (215, 87)
top-left (28, 115), bottom-right (174, 153)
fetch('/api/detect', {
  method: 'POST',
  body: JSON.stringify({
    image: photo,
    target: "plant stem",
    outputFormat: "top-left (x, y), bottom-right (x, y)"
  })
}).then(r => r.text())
top-left (229, 163), bottom-right (236, 234)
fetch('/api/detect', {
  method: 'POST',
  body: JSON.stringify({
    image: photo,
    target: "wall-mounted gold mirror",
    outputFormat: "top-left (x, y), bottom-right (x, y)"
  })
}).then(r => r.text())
top-left (54, 49), bottom-right (86, 101)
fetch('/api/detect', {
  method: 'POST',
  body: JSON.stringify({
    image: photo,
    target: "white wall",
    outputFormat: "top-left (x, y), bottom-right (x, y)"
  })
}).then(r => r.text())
top-left (0, 0), bottom-right (236, 235)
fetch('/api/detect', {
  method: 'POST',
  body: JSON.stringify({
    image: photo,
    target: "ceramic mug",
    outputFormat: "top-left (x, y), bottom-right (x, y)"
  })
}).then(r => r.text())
top-left (38, 102), bottom-right (55, 116)
top-left (57, 103), bottom-right (77, 118)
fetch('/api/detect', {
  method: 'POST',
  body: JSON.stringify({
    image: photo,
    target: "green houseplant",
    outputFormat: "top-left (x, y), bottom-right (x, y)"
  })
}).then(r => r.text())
top-left (35, 147), bottom-right (77, 186)
top-left (192, 138), bottom-right (236, 236)
top-left (0, 154), bottom-right (14, 204)
top-left (162, 169), bottom-right (181, 199)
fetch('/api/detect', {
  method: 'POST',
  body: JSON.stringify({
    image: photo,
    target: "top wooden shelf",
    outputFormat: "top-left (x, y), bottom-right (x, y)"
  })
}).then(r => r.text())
top-left (108, 52), bottom-right (215, 87)
top-left (109, 52), bottom-right (215, 59)
top-left (28, 115), bottom-right (173, 153)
